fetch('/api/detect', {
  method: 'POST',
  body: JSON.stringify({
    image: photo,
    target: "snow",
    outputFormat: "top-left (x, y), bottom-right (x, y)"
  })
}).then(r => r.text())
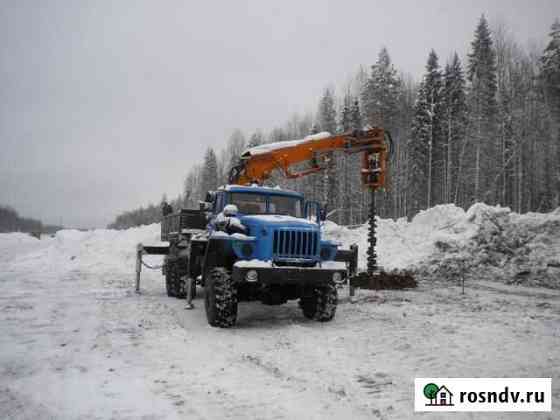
top-left (243, 214), bottom-right (318, 226)
top-left (1, 204), bottom-right (560, 418)
top-left (230, 233), bottom-right (255, 240)
top-left (232, 260), bottom-right (346, 270)
top-left (242, 132), bottom-right (331, 156)
top-left (320, 261), bottom-right (347, 270)
top-left (221, 184), bottom-right (300, 195)
top-left (210, 230), bottom-right (230, 238)
top-left (234, 259), bottom-right (272, 268)
top-left (223, 204), bottom-right (238, 215)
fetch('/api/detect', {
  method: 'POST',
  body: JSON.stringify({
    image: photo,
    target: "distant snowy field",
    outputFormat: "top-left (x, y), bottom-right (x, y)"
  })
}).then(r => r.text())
top-left (1, 204), bottom-right (559, 419)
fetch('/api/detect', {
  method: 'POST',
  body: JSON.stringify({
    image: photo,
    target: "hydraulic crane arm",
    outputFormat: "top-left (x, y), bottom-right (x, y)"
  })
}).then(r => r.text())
top-left (229, 128), bottom-right (391, 191)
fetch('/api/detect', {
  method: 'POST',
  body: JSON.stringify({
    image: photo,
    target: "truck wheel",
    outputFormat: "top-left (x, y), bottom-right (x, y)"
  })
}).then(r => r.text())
top-left (165, 263), bottom-right (177, 298)
top-left (204, 268), bottom-right (237, 328)
top-left (166, 263), bottom-right (184, 298)
top-left (299, 281), bottom-right (338, 322)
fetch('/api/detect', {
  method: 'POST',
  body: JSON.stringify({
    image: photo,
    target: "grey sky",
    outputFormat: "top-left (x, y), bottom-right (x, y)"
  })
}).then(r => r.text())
top-left (1, 0), bottom-right (558, 227)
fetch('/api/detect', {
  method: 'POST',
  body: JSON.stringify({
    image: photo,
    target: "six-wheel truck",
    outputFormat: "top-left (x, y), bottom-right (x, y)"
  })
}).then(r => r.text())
top-left (157, 184), bottom-right (355, 327)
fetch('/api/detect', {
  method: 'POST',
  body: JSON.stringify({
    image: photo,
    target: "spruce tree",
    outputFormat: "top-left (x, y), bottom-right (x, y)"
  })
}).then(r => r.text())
top-left (350, 99), bottom-right (364, 223)
top-left (467, 14), bottom-right (498, 203)
top-left (541, 18), bottom-right (560, 206)
top-left (361, 47), bottom-right (402, 219)
top-left (226, 129), bottom-right (246, 177)
top-left (541, 18), bottom-right (560, 107)
top-left (247, 130), bottom-right (264, 148)
top-left (408, 82), bottom-right (431, 214)
top-left (442, 53), bottom-right (468, 204)
top-left (201, 147), bottom-right (218, 194)
top-left (361, 47), bottom-right (401, 130)
top-left (317, 88), bottom-right (339, 221)
top-left (340, 94), bottom-right (352, 132)
top-left (350, 99), bottom-right (362, 130)
top-left (407, 50), bottom-right (444, 212)
top-left (339, 93), bottom-right (353, 224)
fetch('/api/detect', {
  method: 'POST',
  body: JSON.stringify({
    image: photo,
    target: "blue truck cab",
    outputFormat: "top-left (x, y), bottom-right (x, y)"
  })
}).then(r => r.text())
top-left (199, 184), bottom-right (348, 327)
top-left (210, 185), bottom-right (339, 265)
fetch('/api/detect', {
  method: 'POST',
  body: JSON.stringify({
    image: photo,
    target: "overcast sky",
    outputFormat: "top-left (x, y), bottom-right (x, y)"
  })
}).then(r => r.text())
top-left (1, 0), bottom-right (558, 228)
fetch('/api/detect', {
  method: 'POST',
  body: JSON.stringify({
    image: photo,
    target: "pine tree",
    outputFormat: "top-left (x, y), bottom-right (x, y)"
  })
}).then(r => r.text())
top-left (442, 53), bottom-right (468, 205)
top-left (467, 14), bottom-right (498, 204)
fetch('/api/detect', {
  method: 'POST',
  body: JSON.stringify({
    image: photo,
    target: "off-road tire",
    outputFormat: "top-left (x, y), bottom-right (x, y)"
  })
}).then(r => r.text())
top-left (166, 262), bottom-right (185, 298)
top-left (165, 262), bottom-right (178, 297)
top-left (204, 268), bottom-right (238, 328)
top-left (299, 281), bottom-right (338, 322)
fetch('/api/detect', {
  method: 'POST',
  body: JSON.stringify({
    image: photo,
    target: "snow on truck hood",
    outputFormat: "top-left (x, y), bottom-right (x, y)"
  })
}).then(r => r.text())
top-left (241, 214), bottom-right (318, 227)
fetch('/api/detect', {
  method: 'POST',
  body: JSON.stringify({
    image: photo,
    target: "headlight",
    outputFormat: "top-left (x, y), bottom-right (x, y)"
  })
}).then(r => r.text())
top-left (332, 272), bottom-right (343, 284)
top-left (241, 243), bottom-right (254, 258)
top-left (246, 270), bottom-right (258, 282)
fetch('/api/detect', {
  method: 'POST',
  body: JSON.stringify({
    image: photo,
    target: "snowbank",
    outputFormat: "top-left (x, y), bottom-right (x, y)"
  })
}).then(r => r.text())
top-left (323, 203), bottom-right (560, 288)
top-left (7, 224), bottom-right (163, 274)
top-left (3, 203), bottom-right (558, 288)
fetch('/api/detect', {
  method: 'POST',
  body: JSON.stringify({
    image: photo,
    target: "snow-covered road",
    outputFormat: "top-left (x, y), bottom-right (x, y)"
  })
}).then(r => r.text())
top-left (1, 228), bottom-right (559, 419)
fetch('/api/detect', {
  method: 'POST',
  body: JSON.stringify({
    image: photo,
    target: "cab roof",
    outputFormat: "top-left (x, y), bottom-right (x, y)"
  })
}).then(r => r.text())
top-left (218, 184), bottom-right (303, 199)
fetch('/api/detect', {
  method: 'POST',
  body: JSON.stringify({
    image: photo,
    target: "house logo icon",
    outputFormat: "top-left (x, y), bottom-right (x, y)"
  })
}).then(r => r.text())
top-left (423, 383), bottom-right (454, 406)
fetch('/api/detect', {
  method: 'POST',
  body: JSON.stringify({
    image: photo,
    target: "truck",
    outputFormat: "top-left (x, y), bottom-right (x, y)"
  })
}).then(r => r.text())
top-left (136, 128), bottom-right (414, 328)
top-left (158, 184), bottom-right (355, 327)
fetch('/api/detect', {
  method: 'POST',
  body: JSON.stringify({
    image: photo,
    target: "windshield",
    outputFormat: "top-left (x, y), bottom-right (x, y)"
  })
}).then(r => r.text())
top-left (269, 195), bottom-right (302, 217)
top-left (229, 193), bottom-right (302, 217)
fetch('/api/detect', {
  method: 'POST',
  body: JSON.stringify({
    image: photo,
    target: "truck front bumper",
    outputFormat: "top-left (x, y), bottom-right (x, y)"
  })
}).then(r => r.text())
top-left (232, 264), bottom-right (347, 286)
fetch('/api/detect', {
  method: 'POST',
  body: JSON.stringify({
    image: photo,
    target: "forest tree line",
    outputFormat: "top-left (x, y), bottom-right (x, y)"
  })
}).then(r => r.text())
top-left (0, 205), bottom-right (62, 234)
top-left (109, 16), bottom-right (560, 229)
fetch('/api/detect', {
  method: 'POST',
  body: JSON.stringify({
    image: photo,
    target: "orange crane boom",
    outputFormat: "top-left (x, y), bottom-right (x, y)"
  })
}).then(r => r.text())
top-left (229, 128), bottom-right (391, 191)
top-left (228, 126), bottom-right (415, 288)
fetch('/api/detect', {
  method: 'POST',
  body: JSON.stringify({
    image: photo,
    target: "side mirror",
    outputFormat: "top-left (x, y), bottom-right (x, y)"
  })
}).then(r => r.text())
top-left (304, 201), bottom-right (321, 224)
top-left (319, 207), bottom-right (327, 221)
top-left (205, 191), bottom-right (216, 203)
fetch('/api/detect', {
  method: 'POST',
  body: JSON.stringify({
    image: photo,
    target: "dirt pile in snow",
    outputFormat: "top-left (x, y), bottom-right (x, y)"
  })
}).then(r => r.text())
top-left (416, 204), bottom-right (560, 288)
top-left (323, 203), bottom-right (560, 288)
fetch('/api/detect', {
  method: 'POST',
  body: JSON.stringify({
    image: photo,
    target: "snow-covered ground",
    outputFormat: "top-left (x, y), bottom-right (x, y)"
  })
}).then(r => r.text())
top-left (1, 204), bottom-right (559, 419)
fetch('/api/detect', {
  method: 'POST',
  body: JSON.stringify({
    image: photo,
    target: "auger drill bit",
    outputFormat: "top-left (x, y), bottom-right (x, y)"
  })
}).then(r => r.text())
top-left (366, 189), bottom-right (377, 276)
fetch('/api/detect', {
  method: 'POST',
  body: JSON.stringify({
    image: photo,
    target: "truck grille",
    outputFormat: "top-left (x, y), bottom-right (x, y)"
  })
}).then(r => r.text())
top-left (272, 229), bottom-right (319, 259)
